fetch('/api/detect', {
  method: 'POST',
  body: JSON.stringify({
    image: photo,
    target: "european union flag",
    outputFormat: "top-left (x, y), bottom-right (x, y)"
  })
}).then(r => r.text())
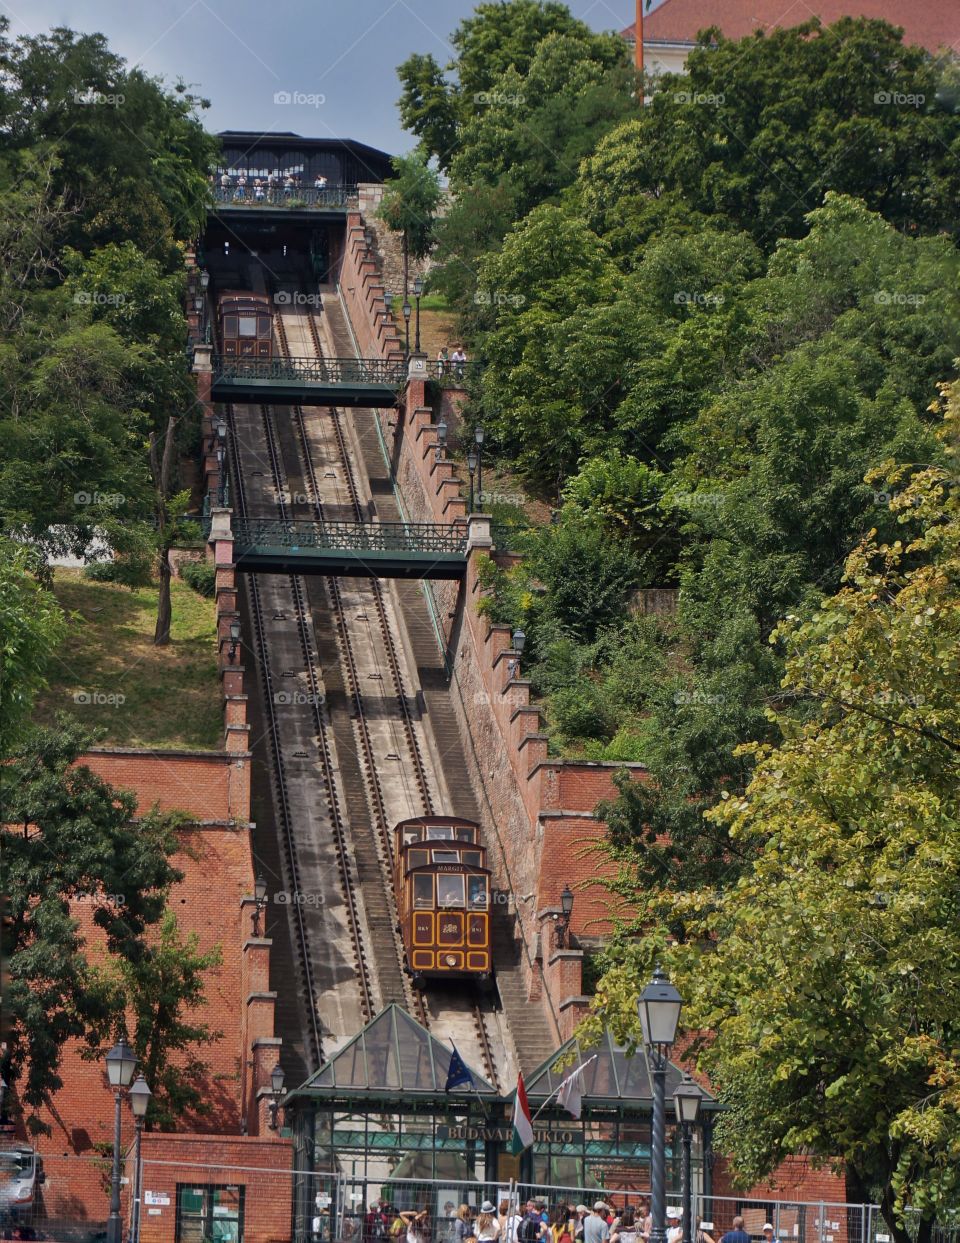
top-left (445, 1045), bottom-right (474, 1093)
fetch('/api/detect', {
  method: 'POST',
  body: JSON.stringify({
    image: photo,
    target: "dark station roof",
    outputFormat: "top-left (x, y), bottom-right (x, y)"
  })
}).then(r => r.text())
top-left (217, 130), bottom-right (393, 164)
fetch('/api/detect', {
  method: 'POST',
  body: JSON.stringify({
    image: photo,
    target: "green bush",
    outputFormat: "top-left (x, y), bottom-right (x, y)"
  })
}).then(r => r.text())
top-left (82, 558), bottom-right (152, 589)
top-left (181, 560), bottom-right (216, 598)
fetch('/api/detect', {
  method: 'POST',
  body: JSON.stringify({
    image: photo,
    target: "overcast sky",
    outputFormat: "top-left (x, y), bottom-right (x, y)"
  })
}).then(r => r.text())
top-left (2, 0), bottom-right (666, 155)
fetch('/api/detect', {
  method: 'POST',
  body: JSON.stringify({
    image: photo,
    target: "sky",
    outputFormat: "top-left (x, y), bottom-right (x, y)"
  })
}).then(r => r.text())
top-left (1, 0), bottom-right (666, 155)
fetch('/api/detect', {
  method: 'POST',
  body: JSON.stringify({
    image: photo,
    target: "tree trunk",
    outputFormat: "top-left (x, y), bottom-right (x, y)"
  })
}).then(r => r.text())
top-left (151, 417), bottom-right (177, 647)
top-left (155, 554), bottom-right (172, 646)
top-left (879, 1184), bottom-right (913, 1243)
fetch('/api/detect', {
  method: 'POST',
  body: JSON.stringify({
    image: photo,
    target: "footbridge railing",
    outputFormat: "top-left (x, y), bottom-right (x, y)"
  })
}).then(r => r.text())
top-left (212, 355), bottom-right (408, 386)
top-left (211, 185), bottom-right (358, 209)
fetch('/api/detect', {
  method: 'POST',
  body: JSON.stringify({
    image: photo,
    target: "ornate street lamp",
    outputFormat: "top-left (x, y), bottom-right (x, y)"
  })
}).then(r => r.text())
top-left (435, 419), bottom-right (448, 464)
top-left (383, 290), bottom-right (393, 329)
top-left (105, 1039), bottom-right (137, 1243)
top-left (555, 884), bottom-right (574, 948)
top-left (474, 425), bottom-right (485, 509)
top-left (268, 1062), bottom-right (286, 1130)
top-left (228, 620), bottom-right (241, 664)
top-left (467, 449), bottom-right (478, 513)
top-left (129, 1076), bottom-right (152, 1243)
top-left (674, 1074), bottom-right (704, 1243)
top-left (413, 275), bottom-right (424, 353)
top-left (402, 300), bottom-right (412, 357)
top-left (639, 967), bottom-right (683, 1243)
top-left (253, 873), bottom-right (268, 935)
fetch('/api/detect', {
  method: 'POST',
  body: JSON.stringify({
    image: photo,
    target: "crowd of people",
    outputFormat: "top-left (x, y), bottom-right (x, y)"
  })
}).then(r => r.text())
top-left (212, 170), bottom-right (332, 201)
top-left (346, 1198), bottom-right (757, 1243)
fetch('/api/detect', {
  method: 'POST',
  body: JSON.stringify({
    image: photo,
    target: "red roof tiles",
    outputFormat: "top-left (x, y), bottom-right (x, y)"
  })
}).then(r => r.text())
top-left (621, 0), bottom-right (960, 55)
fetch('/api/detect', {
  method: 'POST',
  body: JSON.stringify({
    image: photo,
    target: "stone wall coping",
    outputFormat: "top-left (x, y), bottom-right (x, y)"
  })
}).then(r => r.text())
top-left (242, 937), bottom-right (273, 950)
top-left (83, 745), bottom-right (239, 761)
top-left (559, 995), bottom-right (593, 1012)
top-left (548, 949), bottom-right (585, 966)
top-left (510, 706), bottom-right (541, 726)
top-left (537, 810), bottom-right (603, 821)
top-left (527, 758), bottom-right (649, 780)
top-left (246, 991), bottom-right (278, 1005)
top-left (251, 1036), bottom-right (283, 1048)
top-left (517, 732), bottom-right (549, 753)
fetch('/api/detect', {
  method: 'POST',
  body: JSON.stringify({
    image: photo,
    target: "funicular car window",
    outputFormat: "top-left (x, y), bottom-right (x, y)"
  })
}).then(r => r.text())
top-left (455, 827), bottom-right (475, 841)
top-left (437, 874), bottom-right (465, 907)
top-left (238, 316), bottom-right (257, 337)
top-left (408, 849), bottom-right (429, 870)
top-left (467, 877), bottom-right (488, 908)
top-left (462, 850), bottom-right (481, 868)
top-left (426, 826), bottom-right (453, 840)
top-left (432, 850), bottom-right (459, 863)
top-left (413, 875), bottom-right (433, 907)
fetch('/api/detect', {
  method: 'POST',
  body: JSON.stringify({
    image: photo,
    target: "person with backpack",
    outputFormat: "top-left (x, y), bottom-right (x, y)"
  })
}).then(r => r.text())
top-left (518, 1203), bottom-right (546, 1243)
top-left (583, 1205), bottom-right (610, 1243)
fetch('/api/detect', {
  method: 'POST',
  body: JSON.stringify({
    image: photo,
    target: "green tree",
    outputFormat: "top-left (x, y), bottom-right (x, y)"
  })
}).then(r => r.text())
top-left (587, 439), bottom-right (960, 1241)
top-left (0, 540), bottom-right (66, 755)
top-left (581, 18), bottom-right (960, 253)
top-left (0, 720), bottom-right (185, 1132)
top-left (378, 150), bottom-right (443, 299)
top-left (92, 912), bottom-right (223, 1129)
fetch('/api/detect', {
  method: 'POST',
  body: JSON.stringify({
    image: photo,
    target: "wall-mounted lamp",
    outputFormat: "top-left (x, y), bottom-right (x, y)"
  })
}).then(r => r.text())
top-left (228, 619), bottom-right (241, 663)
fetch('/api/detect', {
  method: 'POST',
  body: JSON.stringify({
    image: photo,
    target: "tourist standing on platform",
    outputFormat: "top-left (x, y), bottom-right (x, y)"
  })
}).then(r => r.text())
top-left (584, 1205), bottom-right (610, 1243)
top-left (455, 1205), bottom-right (475, 1243)
top-left (477, 1203), bottom-right (500, 1242)
top-left (666, 1208), bottom-right (683, 1243)
top-left (719, 1218), bottom-right (751, 1243)
top-left (614, 1208), bottom-right (637, 1243)
top-left (549, 1206), bottom-right (575, 1243)
top-left (695, 1219), bottom-right (716, 1243)
top-left (518, 1203), bottom-right (546, 1243)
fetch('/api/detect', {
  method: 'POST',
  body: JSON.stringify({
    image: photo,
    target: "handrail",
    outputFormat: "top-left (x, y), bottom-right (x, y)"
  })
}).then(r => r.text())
top-left (212, 355), bottom-right (408, 386)
top-left (211, 185), bottom-right (358, 209)
top-left (233, 518), bottom-right (468, 556)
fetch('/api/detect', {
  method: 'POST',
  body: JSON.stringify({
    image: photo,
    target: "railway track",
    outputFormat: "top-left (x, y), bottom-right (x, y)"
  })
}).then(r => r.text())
top-left (247, 278), bottom-right (503, 1087)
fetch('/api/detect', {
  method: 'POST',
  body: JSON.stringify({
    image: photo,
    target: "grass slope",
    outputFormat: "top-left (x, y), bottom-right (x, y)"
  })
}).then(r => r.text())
top-left (35, 569), bottom-right (221, 751)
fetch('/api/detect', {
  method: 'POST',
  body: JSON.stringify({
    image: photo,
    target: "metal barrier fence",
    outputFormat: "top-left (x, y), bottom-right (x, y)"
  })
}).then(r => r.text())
top-left (11, 1157), bottom-right (954, 1243)
top-left (212, 186), bottom-right (358, 209)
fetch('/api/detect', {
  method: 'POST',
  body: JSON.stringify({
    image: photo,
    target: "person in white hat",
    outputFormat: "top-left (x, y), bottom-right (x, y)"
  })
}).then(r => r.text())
top-left (477, 1204), bottom-right (501, 1241)
top-left (666, 1209), bottom-right (683, 1243)
top-left (761, 1227), bottom-right (775, 1243)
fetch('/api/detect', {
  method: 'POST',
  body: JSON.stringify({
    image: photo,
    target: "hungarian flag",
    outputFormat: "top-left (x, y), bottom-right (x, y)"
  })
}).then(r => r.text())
top-left (510, 1072), bottom-right (534, 1154)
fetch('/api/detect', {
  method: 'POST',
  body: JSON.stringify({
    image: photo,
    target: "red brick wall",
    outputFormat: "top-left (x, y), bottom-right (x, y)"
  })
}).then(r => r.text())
top-left (81, 747), bottom-right (249, 822)
top-left (339, 212), bottom-right (404, 362)
top-left (137, 1134), bottom-right (293, 1243)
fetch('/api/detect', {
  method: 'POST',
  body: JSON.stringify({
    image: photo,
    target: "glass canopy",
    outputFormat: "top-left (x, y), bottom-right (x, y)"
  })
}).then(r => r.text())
top-left (289, 1004), bottom-right (497, 1101)
top-left (524, 1029), bottom-right (718, 1109)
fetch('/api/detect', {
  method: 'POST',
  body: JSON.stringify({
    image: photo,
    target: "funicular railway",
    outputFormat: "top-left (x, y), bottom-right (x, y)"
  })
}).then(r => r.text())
top-left (211, 241), bottom-right (536, 1095)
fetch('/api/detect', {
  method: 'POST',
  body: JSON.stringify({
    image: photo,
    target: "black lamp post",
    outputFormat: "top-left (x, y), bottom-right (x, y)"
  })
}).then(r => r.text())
top-left (228, 619), bottom-right (241, 664)
top-left (435, 419), bottom-right (447, 464)
top-left (128, 1075), bottom-right (151, 1243)
top-left (402, 299), bottom-right (412, 357)
top-left (467, 449), bottom-right (478, 513)
top-left (639, 967), bottom-right (684, 1243)
top-left (252, 873), bottom-right (268, 935)
top-left (216, 445), bottom-right (226, 507)
top-left (268, 1062), bottom-right (286, 1130)
top-left (674, 1074), bottom-right (704, 1243)
top-left (105, 1038), bottom-right (138, 1243)
top-left (383, 291), bottom-right (393, 331)
top-left (508, 628), bottom-right (526, 681)
top-left (555, 884), bottom-right (575, 947)
top-left (474, 425), bottom-right (485, 509)
top-left (199, 270), bottom-right (210, 293)
top-left (413, 275), bottom-right (423, 353)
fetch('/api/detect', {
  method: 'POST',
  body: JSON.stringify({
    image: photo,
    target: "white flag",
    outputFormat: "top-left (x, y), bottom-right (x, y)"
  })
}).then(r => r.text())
top-left (556, 1055), bottom-right (596, 1120)
top-left (557, 1071), bottom-right (582, 1119)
